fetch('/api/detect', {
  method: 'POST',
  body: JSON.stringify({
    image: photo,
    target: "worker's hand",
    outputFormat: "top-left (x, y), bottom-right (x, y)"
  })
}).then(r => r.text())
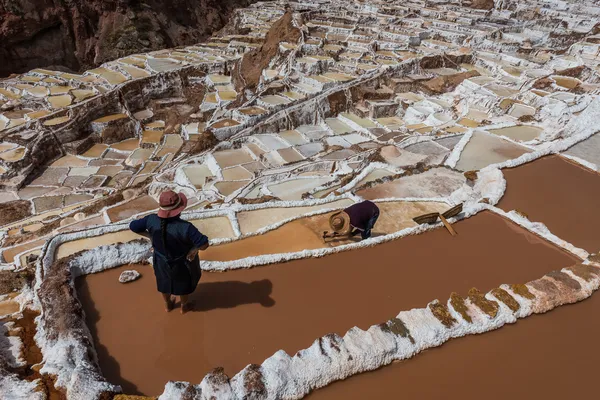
top-left (186, 249), bottom-right (198, 262)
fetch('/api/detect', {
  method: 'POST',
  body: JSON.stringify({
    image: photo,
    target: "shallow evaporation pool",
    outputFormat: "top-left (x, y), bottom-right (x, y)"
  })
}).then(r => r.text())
top-left (236, 199), bottom-right (354, 235)
top-left (354, 169), bottom-right (396, 189)
top-left (121, 65), bottom-right (151, 79)
top-left (488, 125), bottom-right (543, 142)
top-left (239, 106), bottom-right (267, 116)
top-left (356, 168), bottom-right (465, 200)
top-left (47, 94), bottom-right (72, 109)
top-left (105, 195), bottom-right (159, 223)
top-left (498, 155), bottom-right (600, 253)
top-left (210, 119), bottom-right (241, 129)
top-left (552, 75), bottom-right (580, 89)
top-left (189, 216), bottom-right (236, 240)
top-left (213, 149), bottom-right (254, 169)
top-left (110, 138), bottom-right (139, 152)
top-left (455, 131), bottom-right (532, 172)
top-left (268, 176), bottom-right (337, 201)
top-left (0, 146), bottom-right (25, 162)
top-left (147, 58), bottom-right (181, 73)
top-left (214, 180), bottom-right (250, 196)
top-left (309, 285), bottom-right (600, 400)
top-left (222, 166), bottom-right (253, 181)
top-left (75, 211), bottom-right (579, 396)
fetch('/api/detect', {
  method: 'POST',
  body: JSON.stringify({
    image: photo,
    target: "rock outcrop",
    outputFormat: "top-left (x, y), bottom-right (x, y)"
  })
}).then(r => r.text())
top-left (0, 0), bottom-right (257, 77)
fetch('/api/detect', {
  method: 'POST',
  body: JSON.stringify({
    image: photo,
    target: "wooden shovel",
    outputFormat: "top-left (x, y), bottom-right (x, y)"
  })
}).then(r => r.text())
top-left (438, 214), bottom-right (457, 236)
top-left (412, 203), bottom-right (463, 236)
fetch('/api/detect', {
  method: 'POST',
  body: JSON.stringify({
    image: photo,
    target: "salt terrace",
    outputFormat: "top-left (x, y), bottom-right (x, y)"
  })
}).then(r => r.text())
top-left (1, 0), bottom-right (600, 398)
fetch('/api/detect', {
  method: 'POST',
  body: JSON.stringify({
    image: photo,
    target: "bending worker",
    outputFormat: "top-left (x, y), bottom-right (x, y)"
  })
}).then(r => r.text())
top-left (326, 200), bottom-right (380, 240)
top-left (130, 190), bottom-right (209, 314)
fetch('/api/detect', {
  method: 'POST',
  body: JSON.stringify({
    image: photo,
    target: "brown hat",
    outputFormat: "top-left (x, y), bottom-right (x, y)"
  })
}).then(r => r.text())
top-left (158, 190), bottom-right (188, 218)
top-left (329, 211), bottom-right (351, 234)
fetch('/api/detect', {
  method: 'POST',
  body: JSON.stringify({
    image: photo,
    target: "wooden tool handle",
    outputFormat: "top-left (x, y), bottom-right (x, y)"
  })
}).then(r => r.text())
top-left (439, 214), bottom-right (457, 236)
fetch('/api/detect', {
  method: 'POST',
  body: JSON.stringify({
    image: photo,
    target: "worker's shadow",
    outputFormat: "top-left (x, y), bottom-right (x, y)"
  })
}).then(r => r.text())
top-left (190, 279), bottom-right (275, 311)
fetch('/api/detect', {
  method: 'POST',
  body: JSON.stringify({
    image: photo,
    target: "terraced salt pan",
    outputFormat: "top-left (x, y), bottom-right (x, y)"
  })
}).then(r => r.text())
top-left (121, 65), bottom-right (151, 79)
top-left (147, 58), bottom-right (181, 73)
top-left (214, 180), bottom-right (250, 196)
top-left (488, 125), bottom-right (543, 142)
top-left (499, 155), bottom-right (600, 253)
top-left (222, 166), bottom-right (253, 181)
top-left (110, 139), bottom-right (139, 152)
top-left (236, 199), bottom-right (354, 234)
top-left (2, 238), bottom-right (46, 263)
top-left (564, 132), bottom-right (600, 166)
top-left (0, 147), bottom-right (25, 162)
top-left (354, 169), bottom-right (395, 188)
top-left (105, 196), bottom-right (159, 223)
top-left (55, 230), bottom-right (141, 260)
top-left (125, 148), bottom-right (154, 167)
top-left (213, 149), bottom-right (254, 169)
top-left (189, 216), bottom-right (235, 240)
top-left (268, 177), bottom-right (337, 201)
top-left (47, 95), bottom-right (72, 109)
top-left (279, 130), bottom-right (308, 145)
top-left (357, 168), bottom-right (465, 200)
top-left (88, 68), bottom-right (128, 85)
top-left (81, 144), bottom-right (108, 158)
top-left (211, 119), bottom-right (240, 129)
top-left (76, 212), bottom-right (578, 396)
top-left (455, 132), bottom-right (531, 172)
top-left (311, 287), bottom-right (600, 400)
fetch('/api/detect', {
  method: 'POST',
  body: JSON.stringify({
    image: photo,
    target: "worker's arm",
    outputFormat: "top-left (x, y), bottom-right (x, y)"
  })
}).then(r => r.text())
top-left (186, 224), bottom-right (210, 261)
top-left (129, 216), bottom-right (151, 240)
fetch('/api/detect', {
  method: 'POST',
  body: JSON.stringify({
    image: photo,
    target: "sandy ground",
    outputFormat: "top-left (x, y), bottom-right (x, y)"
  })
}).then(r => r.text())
top-left (75, 211), bottom-right (577, 396)
top-left (308, 290), bottom-right (600, 400)
top-left (498, 155), bottom-right (600, 253)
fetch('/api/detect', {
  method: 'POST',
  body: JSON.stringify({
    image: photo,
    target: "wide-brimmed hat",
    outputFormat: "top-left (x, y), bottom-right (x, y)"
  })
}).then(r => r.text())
top-left (158, 190), bottom-right (188, 218)
top-left (329, 211), bottom-right (351, 234)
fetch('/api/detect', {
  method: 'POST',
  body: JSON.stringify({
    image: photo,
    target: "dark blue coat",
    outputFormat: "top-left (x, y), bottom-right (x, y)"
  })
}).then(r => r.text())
top-left (130, 214), bottom-right (209, 295)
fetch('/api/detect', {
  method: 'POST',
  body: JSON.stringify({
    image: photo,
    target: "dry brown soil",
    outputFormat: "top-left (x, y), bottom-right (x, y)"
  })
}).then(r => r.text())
top-left (0, 200), bottom-right (32, 226)
top-left (75, 211), bottom-right (577, 396)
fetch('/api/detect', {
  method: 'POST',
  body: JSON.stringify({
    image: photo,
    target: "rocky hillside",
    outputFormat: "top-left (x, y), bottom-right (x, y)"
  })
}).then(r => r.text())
top-left (0, 0), bottom-right (257, 77)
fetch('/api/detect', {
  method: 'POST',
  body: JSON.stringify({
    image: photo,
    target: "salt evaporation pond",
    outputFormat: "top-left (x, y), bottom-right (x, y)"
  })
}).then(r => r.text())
top-left (488, 125), bottom-right (543, 142)
top-left (309, 286), bottom-right (600, 400)
top-left (75, 212), bottom-right (577, 396)
top-left (498, 155), bottom-right (600, 253)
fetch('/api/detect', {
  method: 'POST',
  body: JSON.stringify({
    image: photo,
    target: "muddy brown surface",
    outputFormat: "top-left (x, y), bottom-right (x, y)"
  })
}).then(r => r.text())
top-left (309, 291), bottom-right (600, 400)
top-left (75, 212), bottom-right (577, 396)
top-left (498, 155), bottom-right (600, 253)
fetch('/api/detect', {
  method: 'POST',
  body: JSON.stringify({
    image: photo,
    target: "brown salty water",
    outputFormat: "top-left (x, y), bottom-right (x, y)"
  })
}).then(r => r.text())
top-left (75, 211), bottom-right (578, 396)
top-left (498, 155), bottom-right (600, 253)
top-left (309, 291), bottom-right (600, 400)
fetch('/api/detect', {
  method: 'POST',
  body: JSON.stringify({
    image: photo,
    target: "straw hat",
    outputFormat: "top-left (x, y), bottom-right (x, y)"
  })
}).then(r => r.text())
top-left (329, 211), bottom-right (351, 234)
top-left (158, 190), bottom-right (188, 218)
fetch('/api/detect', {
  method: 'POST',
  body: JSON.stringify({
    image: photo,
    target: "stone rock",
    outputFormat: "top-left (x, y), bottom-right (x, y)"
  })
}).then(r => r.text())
top-left (119, 270), bottom-right (141, 284)
top-left (0, 0), bottom-right (259, 77)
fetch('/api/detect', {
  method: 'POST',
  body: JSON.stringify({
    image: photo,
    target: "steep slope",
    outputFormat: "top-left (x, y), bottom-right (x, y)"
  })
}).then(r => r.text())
top-left (0, 0), bottom-right (258, 77)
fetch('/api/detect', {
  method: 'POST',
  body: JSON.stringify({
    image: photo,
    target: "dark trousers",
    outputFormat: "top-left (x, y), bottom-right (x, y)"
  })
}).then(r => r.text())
top-left (352, 211), bottom-right (380, 240)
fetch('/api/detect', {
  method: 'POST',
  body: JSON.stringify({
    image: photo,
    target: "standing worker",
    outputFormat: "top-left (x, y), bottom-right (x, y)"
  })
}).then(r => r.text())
top-left (325, 200), bottom-right (380, 241)
top-left (130, 190), bottom-right (209, 314)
